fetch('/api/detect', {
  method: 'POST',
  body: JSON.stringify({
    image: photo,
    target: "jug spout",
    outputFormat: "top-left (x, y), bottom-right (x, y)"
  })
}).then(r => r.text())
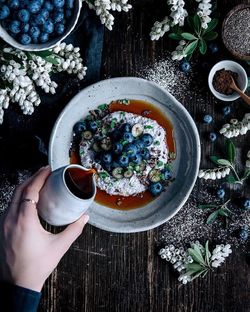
top-left (64, 165), bottom-right (97, 200)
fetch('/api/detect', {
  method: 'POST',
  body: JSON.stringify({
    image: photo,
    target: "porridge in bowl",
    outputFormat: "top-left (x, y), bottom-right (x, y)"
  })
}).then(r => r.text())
top-left (70, 99), bottom-right (176, 210)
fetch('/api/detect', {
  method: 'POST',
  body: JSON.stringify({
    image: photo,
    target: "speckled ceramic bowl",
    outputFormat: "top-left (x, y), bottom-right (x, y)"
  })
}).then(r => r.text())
top-left (49, 77), bottom-right (201, 233)
top-left (0, 0), bottom-right (81, 52)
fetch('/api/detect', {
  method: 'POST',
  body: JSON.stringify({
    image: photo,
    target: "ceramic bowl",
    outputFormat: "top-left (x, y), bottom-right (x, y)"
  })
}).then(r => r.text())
top-left (0, 0), bottom-right (82, 52)
top-left (208, 60), bottom-right (248, 102)
top-left (49, 77), bottom-right (201, 233)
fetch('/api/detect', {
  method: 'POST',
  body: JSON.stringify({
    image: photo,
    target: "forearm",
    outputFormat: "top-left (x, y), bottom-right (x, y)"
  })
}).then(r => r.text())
top-left (0, 282), bottom-right (41, 312)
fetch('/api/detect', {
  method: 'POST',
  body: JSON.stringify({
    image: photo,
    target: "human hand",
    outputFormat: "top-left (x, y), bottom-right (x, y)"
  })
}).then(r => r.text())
top-left (0, 166), bottom-right (89, 292)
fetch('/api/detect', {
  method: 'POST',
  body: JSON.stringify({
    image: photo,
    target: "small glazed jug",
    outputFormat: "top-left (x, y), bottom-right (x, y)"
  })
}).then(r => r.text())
top-left (37, 164), bottom-right (96, 226)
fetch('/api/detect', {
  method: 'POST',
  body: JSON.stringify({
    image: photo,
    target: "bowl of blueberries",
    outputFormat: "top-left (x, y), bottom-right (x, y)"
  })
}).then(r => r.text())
top-left (0, 0), bottom-right (82, 51)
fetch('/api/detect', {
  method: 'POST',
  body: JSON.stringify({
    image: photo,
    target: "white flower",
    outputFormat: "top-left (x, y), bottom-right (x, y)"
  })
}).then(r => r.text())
top-left (220, 115), bottom-right (250, 138)
top-left (196, 0), bottom-right (212, 29)
top-left (198, 166), bottom-right (230, 180)
top-left (150, 17), bottom-right (171, 40)
top-left (211, 244), bottom-right (232, 268)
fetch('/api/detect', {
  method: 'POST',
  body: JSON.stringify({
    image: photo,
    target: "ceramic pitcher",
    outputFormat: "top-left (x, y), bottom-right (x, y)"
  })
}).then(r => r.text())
top-left (37, 164), bottom-right (96, 226)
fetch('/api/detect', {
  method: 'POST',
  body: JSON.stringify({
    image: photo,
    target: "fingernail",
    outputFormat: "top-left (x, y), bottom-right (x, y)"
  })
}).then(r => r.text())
top-left (42, 165), bottom-right (50, 169)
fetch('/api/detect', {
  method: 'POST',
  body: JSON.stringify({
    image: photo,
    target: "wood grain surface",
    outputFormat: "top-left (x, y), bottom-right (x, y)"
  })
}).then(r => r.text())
top-left (39, 1), bottom-right (250, 311)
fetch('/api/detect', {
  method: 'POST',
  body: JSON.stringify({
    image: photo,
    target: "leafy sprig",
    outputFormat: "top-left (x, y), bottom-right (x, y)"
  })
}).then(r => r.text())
top-left (198, 199), bottom-right (232, 225)
top-left (169, 15), bottom-right (218, 59)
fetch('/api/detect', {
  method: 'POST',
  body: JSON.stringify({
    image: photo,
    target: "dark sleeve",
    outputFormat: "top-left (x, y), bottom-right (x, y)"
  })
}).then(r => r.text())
top-left (0, 282), bottom-right (41, 312)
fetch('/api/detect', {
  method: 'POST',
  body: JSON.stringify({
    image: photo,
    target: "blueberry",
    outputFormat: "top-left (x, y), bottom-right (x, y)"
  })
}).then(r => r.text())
top-left (35, 14), bottom-right (46, 25)
top-left (122, 132), bottom-right (134, 143)
top-left (42, 19), bottom-right (54, 33)
top-left (162, 169), bottom-right (171, 180)
top-left (130, 153), bottom-right (142, 164)
top-left (113, 142), bottom-right (123, 154)
top-left (149, 182), bottom-right (163, 196)
top-left (223, 106), bottom-right (231, 116)
top-left (9, 20), bottom-right (21, 34)
top-left (117, 155), bottom-right (129, 168)
top-left (40, 8), bottom-right (49, 19)
top-left (52, 0), bottom-right (65, 8)
top-left (124, 143), bottom-right (138, 157)
top-left (180, 61), bottom-right (191, 73)
top-left (53, 10), bottom-right (64, 23)
top-left (209, 132), bottom-right (217, 142)
top-left (239, 226), bottom-right (248, 241)
top-left (88, 121), bottom-right (98, 132)
top-left (7, 0), bottom-right (19, 9)
top-left (28, 1), bottom-right (41, 13)
top-left (243, 199), bottom-right (250, 211)
top-left (140, 148), bottom-right (150, 160)
top-left (209, 42), bottom-right (219, 54)
top-left (121, 123), bottom-right (131, 133)
top-left (134, 140), bottom-right (144, 151)
top-left (29, 25), bottom-right (40, 38)
top-left (65, 8), bottom-right (72, 19)
top-left (73, 121), bottom-right (86, 135)
top-left (18, 9), bottom-right (30, 22)
top-left (217, 188), bottom-right (225, 199)
top-left (39, 32), bottom-right (49, 42)
top-left (203, 114), bottom-right (213, 124)
top-left (0, 5), bottom-right (10, 20)
top-left (43, 1), bottom-right (53, 11)
top-left (21, 22), bottom-right (30, 33)
top-left (55, 22), bottom-right (64, 35)
top-left (66, 0), bottom-right (73, 9)
top-left (19, 33), bottom-right (31, 44)
top-left (141, 133), bottom-right (153, 147)
top-left (101, 153), bottom-right (112, 165)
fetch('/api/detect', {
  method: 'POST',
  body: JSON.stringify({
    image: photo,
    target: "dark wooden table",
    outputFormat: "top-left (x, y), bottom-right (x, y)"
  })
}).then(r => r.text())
top-left (40, 1), bottom-right (250, 311)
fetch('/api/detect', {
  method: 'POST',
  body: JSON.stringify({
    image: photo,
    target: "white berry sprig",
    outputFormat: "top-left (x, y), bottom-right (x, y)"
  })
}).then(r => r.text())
top-left (159, 241), bottom-right (232, 284)
top-left (84, 0), bottom-right (132, 31)
top-left (196, 0), bottom-right (212, 29)
top-left (0, 43), bottom-right (87, 124)
top-left (219, 114), bottom-right (250, 138)
top-left (198, 140), bottom-right (250, 184)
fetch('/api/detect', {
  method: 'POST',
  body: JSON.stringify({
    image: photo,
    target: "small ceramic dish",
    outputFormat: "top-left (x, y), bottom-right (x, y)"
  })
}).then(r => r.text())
top-left (49, 77), bottom-right (201, 233)
top-left (208, 60), bottom-right (248, 102)
top-left (222, 4), bottom-right (250, 61)
top-left (0, 0), bottom-right (82, 52)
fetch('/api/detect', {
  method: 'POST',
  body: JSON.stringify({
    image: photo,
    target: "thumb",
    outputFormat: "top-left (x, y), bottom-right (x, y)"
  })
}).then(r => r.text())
top-left (54, 214), bottom-right (89, 255)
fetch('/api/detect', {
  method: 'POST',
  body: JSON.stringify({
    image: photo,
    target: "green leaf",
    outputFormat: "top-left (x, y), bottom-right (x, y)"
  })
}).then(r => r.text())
top-left (206, 210), bottom-right (219, 224)
top-left (205, 241), bottom-right (211, 266)
top-left (204, 18), bottom-right (219, 33)
top-left (185, 263), bottom-right (203, 274)
top-left (187, 16), bottom-right (195, 30)
top-left (181, 32), bottom-right (197, 40)
top-left (184, 40), bottom-right (198, 56)
top-left (225, 140), bottom-right (236, 164)
top-left (188, 247), bottom-right (206, 266)
top-left (193, 15), bottom-right (201, 34)
top-left (203, 31), bottom-right (218, 41)
top-left (191, 269), bottom-right (209, 280)
top-left (168, 33), bottom-right (183, 40)
top-left (210, 155), bottom-right (220, 165)
top-left (217, 159), bottom-right (231, 167)
top-left (218, 209), bottom-right (229, 217)
top-left (199, 39), bottom-right (207, 55)
top-left (226, 175), bottom-right (237, 184)
top-left (3, 52), bottom-right (22, 64)
top-left (45, 56), bottom-right (60, 65)
top-left (31, 50), bottom-right (54, 57)
top-left (198, 204), bottom-right (218, 209)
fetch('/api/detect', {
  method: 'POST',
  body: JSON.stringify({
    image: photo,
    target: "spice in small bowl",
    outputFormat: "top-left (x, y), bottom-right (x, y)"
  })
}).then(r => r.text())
top-left (208, 60), bottom-right (248, 102)
top-left (212, 68), bottom-right (238, 95)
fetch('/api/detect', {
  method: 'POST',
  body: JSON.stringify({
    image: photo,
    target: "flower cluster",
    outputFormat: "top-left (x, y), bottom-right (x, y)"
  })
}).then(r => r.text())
top-left (246, 150), bottom-right (250, 168)
top-left (0, 43), bottom-right (87, 124)
top-left (198, 166), bottom-right (230, 180)
top-left (219, 114), bottom-right (250, 138)
top-left (84, 0), bottom-right (132, 31)
top-left (159, 241), bottom-right (232, 284)
top-left (210, 244), bottom-right (232, 268)
top-left (196, 0), bottom-right (212, 29)
top-left (171, 40), bottom-right (187, 60)
top-left (150, 0), bottom-right (187, 41)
